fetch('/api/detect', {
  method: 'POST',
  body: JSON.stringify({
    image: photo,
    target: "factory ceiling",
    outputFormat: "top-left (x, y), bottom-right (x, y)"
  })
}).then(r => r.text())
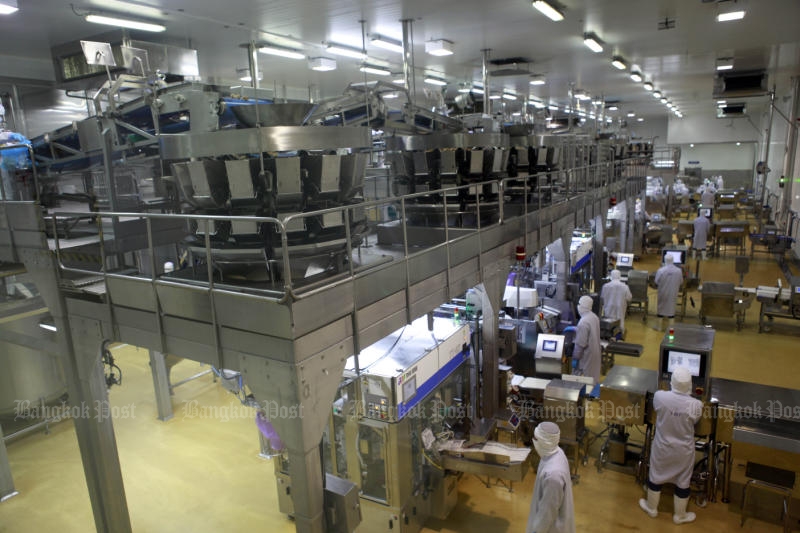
top-left (0, 0), bottom-right (799, 122)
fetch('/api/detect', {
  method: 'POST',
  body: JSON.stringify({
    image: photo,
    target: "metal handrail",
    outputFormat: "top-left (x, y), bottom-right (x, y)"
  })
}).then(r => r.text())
top-left (49, 158), bottom-right (647, 304)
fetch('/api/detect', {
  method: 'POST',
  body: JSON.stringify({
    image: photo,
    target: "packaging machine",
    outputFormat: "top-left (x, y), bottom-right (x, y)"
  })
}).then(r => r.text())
top-left (756, 278), bottom-right (800, 333)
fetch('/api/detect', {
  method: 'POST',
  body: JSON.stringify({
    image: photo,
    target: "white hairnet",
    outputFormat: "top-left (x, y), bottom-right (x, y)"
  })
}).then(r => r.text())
top-left (577, 295), bottom-right (594, 315)
top-left (671, 366), bottom-right (692, 395)
top-left (533, 421), bottom-right (560, 457)
top-left (610, 269), bottom-right (621, 281)
top-left (665, 254), bottom-right (675, 265)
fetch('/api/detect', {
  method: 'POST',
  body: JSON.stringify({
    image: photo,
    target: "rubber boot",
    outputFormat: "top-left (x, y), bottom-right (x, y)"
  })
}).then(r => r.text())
top-left (639, 489), bottom-right (660, 518)
top-left (691, 249), bottom-right (696, 260)
top-left (673, 495), bottom-right (696, 524)
top-left (701, 249), bottom-right (707, 260)
top-left (668, 317), bottom-right (675, 328)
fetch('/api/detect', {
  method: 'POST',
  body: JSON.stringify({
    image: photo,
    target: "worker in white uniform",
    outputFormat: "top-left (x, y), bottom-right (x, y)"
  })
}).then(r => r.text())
top-left (571, 295), bottom-right (602, 384)
top-left (700, 187), bottom-right (716, 211)
top-left (691, 211), bottom-right (713, 260)
top-left (639, 367), bottom-right (703, 524)
top-left (600, 269), bottom-right (632, 335)
top-left (654, 254), bottom-right (683, 331)
top-left (526, 422), bottom-right (575, 533)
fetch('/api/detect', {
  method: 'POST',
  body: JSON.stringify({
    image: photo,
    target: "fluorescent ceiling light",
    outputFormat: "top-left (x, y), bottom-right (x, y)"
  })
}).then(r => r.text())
top-left (425, 39), bottom-right (454, 56)
top-left (592, 97), bottom-right (603, 105)
top-left (583, 32), bottom-right (604, 53)
top-left (637, 117), bottom-right (644, 122)
top-left (309, 57), bottom-right (336, 71)
top-left (529, 75), bottom-right (546, 85)
top-left (716, 57), bottom-right (734, 71)
top-left (0, 0), bottom-right (18, 15)
top-left (360, 64), bottom-right (391, 76)
top-left (531, 100), bottom-right (546, 109)
top-left (370, 34), bottom-right (403, 54)
top-left (471, 85), bottom-right (484, 94)
top-left (642, 81), bottom-right (654, 91)
top-left (503, 92), bottom-right (517, 101)
top-left (589, 113), bottom-right (596, 119)
top-left (383, 92), bottom-right (399, 99)
top-left (458, 86), bottom-right (472, 93)
top-left (548, 104), bottom-right (559, 110)
top-left (717, 101), bottom-right (728, 108)
top-left (606, 117), bottom-right (613, 123)
top-left (660, 97), bottom-right (668, 104)
top-left (652, 90), bottom-right (662, 98)
top-left (392, 75), bottom-right (406, 84)
top-left (611, 56), bottom-right (627, 70)
top-left (39, 322), bottom-right (57, 332)
top-left (717, 10), bottom-right (745, 22)
top-left (630, 71), bottom-right (643, 83)
top-left (85, 14), bottom-right (165, 32)
top-left (325, 43), bottom-right (367, 60)
top-left (574, 91), bottom-right (591, 101)
top-left (239, 74), bottom-right (262, 82)
top-left (716, 99), bottom-right (727, 105)
top-left (607, 105), bottom-right (618, 111)
top-left (512, 112), bottom-right (522, 116)
top-left (627, 112), bottom-right (635, 117)
top-left (259, 45), bottom-right (305, 60)
top-left (531, 1), bottom-right (564, 21)
top-left (489, 94), bottom-right (501, 100)
top-left (423, 76), bottom-right (447, 86)
top-left (676, 111), bottom-right (683, 118)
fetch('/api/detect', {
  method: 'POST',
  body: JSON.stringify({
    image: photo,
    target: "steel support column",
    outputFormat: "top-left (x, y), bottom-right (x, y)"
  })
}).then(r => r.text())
top-left (149, 350), bottom-right (174, 421)
top-left (0, 423), bottom-right (18, 502)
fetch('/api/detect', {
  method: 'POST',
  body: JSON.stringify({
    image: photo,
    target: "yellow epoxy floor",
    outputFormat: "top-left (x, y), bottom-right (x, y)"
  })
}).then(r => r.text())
top-left (1, 242), bottom-right (798, 533)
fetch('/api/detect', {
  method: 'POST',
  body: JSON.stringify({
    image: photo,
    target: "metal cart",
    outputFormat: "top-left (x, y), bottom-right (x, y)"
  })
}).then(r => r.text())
top-left (699, 281), bottom-right (751, 330)
top-left (626, 269), bottom-right (649, 321)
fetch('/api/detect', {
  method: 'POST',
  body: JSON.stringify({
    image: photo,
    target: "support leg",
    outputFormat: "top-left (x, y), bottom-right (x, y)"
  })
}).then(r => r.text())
top-left (0, 423), bottom-right (19, 502)
top-left (149, 350), bottom-right (174, 421)
top-left (287, 447), bottom-right (326, 533)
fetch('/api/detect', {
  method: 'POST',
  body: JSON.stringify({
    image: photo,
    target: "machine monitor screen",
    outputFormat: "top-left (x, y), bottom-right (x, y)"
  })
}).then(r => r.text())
top-left (699, 208), bottom-right (712, 218)
top-left (662, 249), bottom-right (685, 265)
top-left (618, 254), bottom-right (633, 265)
top-left (795, 286), bottom-right (800, 294)
top-left (542, 340), bottom-right (558, 352)
top-left (667, 350), bottom-right (702, 377)
top-left (402, 375), bottom-right (417, 401)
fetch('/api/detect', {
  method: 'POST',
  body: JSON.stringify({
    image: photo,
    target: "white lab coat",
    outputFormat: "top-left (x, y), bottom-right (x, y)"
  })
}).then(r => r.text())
top-left (655, 264), bottom-right (683, 317)
top-left (601, 280), bottom-right (632, 332)
top-left (526, 448), bottom-right (575, 533)
top-left (649, 389), bottom-right (703, 488)
top-left (573, 310), bottom-right (602, 383)
top-left (692, 215), bottom-right (712, 250)
top-left (700, 189), bottom-right (715, 209)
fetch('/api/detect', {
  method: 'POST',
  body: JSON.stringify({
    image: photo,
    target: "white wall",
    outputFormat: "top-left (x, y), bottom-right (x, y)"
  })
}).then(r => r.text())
top-left (667, 106), bottom-right (763, 144)
top-left (678, 143), bottom-right (756, 170)
top-left (628, 116), bottom-right (668, 147)
top-left (0, 55), bottom-right (55, 82)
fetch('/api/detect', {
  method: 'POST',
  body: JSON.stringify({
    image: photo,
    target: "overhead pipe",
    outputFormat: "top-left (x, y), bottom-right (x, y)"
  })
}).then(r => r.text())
top-left (780, 77), bottom-right (800, 225)
top-left (401, 19), bottom-right (416, 107)
top-left (481, 49), bottom-right (490, 116)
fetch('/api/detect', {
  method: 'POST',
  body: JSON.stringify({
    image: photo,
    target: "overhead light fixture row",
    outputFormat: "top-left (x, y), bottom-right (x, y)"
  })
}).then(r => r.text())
top-left (583, 32), bottom-right (604, 53)
top-left (529, 74), bottom-right (546, 85)
top-left (360, 64), bottom-right (391, 76)
top-left (259, 45), bottom-right (305, 60)
top-left (630, 70), bottom-right (643, 83)
top-left (716, 57), bottom-right (734, 71)
top-left (425, 39), bottom-right (454, 56)
top-left (660, 97), bottom-right (668, 104)
top-left (370, 34), bottom-right (403, 54)
top-left (642, 81), bottom-right (654, 91)
top-left (611, 56), bottom-right (627, 70)
top-left (309, 57), bottom-right (337, 71)
top-left (325, 43), bottom-right (367, 60)
top-left (423, 76), bottom-right (448, 86)
top-left (717, 10), bottom-right (745, 22)
top-left (0, 0), bottom-right (18, 15)
top-left (652, 90), bottom-right (662, 99)
top-left (531, 1), bottom-right (564, 21)
top-left (85, 14), bottom-right (165, 32)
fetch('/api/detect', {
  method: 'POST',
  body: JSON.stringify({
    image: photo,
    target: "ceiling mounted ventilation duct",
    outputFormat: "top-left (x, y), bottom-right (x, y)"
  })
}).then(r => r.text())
top-left (712, 70), bottom-right (768, 98)
top-left (489, 57), bottom-right (532, 77)
top-left (716, 103), bottom-right (747, 118)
